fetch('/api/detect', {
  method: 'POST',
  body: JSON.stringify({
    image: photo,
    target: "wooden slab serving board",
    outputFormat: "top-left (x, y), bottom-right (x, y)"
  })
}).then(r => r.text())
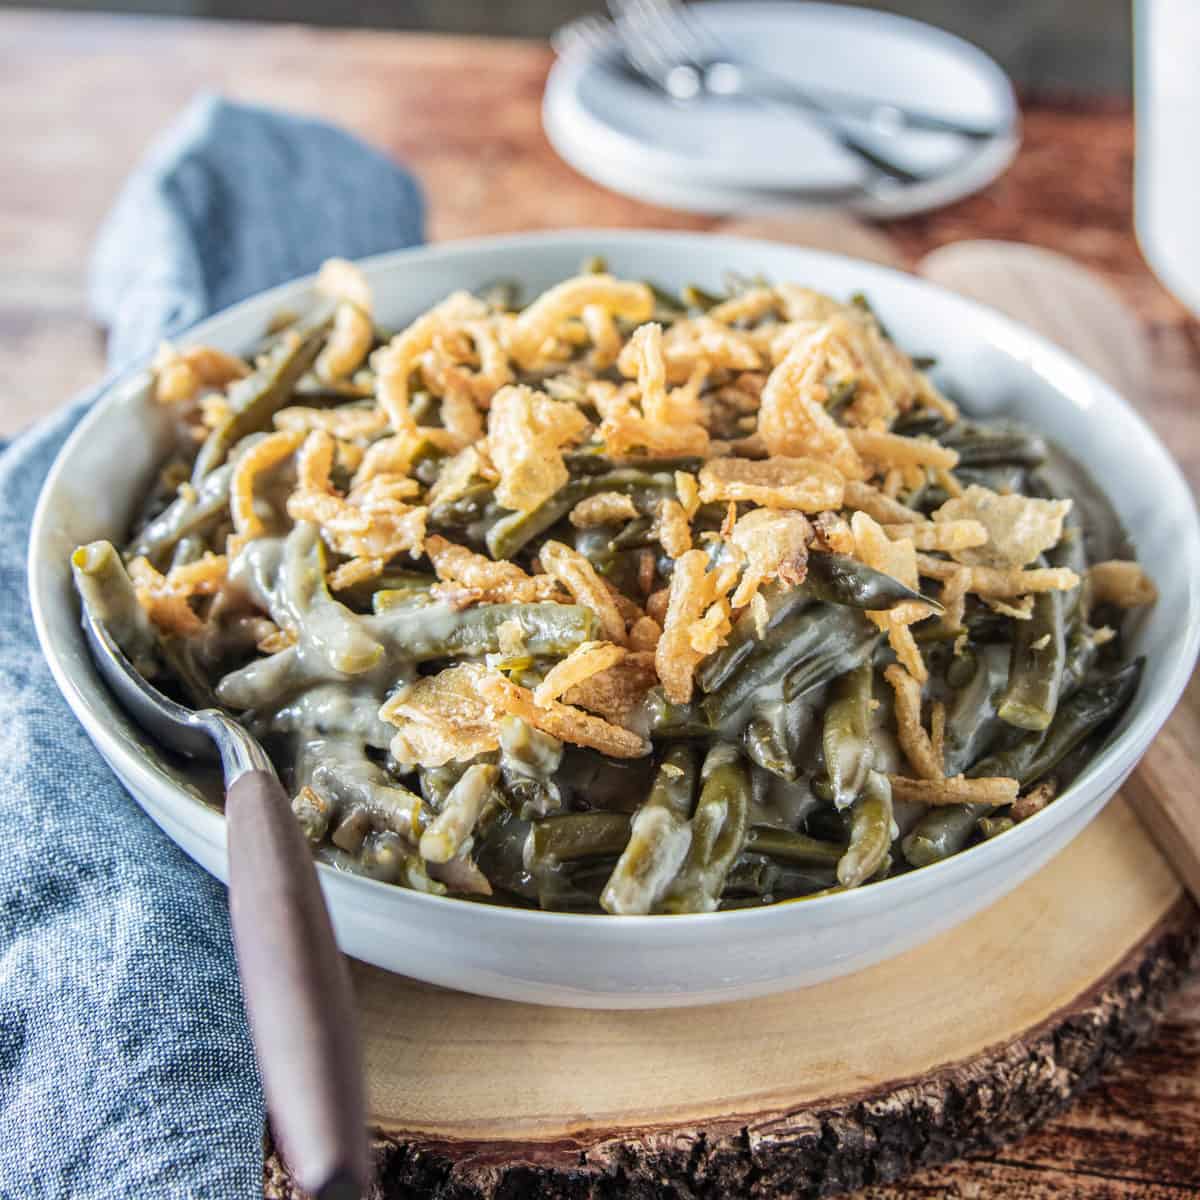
top-left (262, 786), bottom-right (1200, 1199)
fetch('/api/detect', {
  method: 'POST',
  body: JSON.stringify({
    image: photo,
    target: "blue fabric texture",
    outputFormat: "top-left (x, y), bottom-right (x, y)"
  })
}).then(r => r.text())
top-left (1, 95), bottom-right (423, 1199)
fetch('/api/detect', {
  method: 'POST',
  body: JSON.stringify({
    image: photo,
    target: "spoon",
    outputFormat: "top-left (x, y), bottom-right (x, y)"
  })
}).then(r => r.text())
top-left (78, 605), bottom-right (368, 1200)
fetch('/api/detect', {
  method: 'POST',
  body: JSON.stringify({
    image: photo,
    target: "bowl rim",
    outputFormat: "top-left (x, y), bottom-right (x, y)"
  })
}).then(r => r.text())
top-left (29, 227), bottom-right (1200, 936)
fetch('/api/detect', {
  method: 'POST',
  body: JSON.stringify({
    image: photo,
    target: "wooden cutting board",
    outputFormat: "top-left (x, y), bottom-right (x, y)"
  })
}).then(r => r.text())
top-left (261, 790), bottom-right (1198, 1199)
top-left (264, 221), bottom-right (1200, 1199)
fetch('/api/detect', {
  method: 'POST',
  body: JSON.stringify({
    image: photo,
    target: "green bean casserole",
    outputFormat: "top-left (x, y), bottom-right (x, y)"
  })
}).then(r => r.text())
top-left (71, 258), bottom-right (1157, 913)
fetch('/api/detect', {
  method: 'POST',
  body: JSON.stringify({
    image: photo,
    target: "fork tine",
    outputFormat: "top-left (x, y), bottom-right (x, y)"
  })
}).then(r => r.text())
top-left (609, 0), bottom-right (681, 75)
top-left (551, 14), bottom-right (617, 58)
top-left (631, 0), bottom-right (709, 65)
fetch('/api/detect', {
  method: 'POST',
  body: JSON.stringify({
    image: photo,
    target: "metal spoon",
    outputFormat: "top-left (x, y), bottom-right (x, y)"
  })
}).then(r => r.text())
top-left (81, 612), bottom-right (368, 1200)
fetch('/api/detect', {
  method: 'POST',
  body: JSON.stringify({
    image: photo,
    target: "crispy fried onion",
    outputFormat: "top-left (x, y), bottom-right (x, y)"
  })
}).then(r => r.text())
top-left (656, 498), bottom-right (693, 558)
top-left (533, 641), bottom-right (627, 706)
top-left (655, 548), bottom-right (739, 703)
top-left (562, 650), bottom-right (660, 723)
top-left (315, 257), bottom-right (373, 312)
top-left (1088, 560), bottom-right (1158, 608)
top-left (128, 553), bottom-right (228, 636)
top-left (373, 290), bottom-right (490, 433)
top-left (756, 326), bottom-right (866, 478)
top-left (539, 540), bottom-right (628, 645)
top-left (934, 486), bottom-right (1071, 569)
top-left (768, 299), bottom-right (956, 424)
top-left (569, 491), bottom-right (640, 528)
top-left (274, 405), bottom-right (389, 439)
top-left (851, 511), bottom-right (930, 683)
top-left (728, 508), bottom-right (810, 608)
top-left (426, 444), bottom-right (497, 508)
top-left (883, 520), bottom-right (987, 553)
top-left (424, 534), bottom-right (562, 605)
top-left (382, 663), bottom-right (500, 767)
top-left (287, 431), bottom-right (426, 582)
top-left (698, 455), bottom-right (844, 512)
top-left (316, 300), bottom-right (373, 383)
top-left (230, 430), bottom-right (304, 542)
top-left (847, 428), bottom-right (959, 473)
top-left (478, 671), bottom-right (650, 758)
top-left (598, 324), bottom-right (709, 456)
top-left (884, 664), bottom-right (941, 781)
top-left (888, 774), bottom-right (1019, 807)
top-left (915, 553), bottom-right (1079, 598)
top-left (152, 342), bottom-right (250, 406)
top-left (506, 274), bottom-right (654, 369)
top-left (487, 384), bottom-right (588, 513)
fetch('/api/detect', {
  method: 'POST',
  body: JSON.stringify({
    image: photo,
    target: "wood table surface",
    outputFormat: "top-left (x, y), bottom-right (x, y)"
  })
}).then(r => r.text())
top-left (8, 11), bottom-right (1200, 1198)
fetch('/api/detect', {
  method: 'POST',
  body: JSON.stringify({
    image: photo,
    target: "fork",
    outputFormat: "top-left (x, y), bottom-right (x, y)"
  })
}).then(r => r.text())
top-left (604, 0), bottom-right (997, 185)
top-left (608, 0), bottom-right (1004, 138)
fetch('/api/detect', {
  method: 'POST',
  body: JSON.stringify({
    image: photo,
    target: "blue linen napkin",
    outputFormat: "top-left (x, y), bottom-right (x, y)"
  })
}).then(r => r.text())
top-left (0, 94), bottom-right (423, 1200)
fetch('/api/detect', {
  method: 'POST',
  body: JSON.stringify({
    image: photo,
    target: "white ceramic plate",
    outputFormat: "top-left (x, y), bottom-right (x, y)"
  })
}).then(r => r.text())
top-left (30, 231), bottom-right (1200, 1009)
top-left (544, 2), bottom-right (1019, 217)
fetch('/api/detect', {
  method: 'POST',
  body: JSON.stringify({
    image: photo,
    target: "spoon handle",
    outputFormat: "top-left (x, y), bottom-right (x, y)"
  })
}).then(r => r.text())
top-left (226, 769), bottom-right (368, 1200)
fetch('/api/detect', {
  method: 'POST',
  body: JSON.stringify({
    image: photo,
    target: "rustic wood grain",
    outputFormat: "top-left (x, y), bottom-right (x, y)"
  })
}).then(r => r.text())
top-left (8, 12), bottom-right (1199, 1198)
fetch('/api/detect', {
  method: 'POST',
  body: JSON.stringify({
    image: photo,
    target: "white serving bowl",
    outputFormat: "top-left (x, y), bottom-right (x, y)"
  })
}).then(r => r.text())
top-left (30, 232), bottom-right (1200, 1009)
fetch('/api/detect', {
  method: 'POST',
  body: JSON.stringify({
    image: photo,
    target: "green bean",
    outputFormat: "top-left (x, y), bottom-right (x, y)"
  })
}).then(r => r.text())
top-left (703, 604), bottom-right (876, 726)
top-left (361, 573), bottom-right (437, 612)
top-left (280, 524), bottom-right (385, 674)
top-left (72, 541), bottom-right (162, 679)
top-left (371, 600), bottom-right (597, 662)
top-left (476, 278), bottom-right (521, 310)
top-left (744, 826), bottom-right (845, 868)
top-left (837, 770), bottom-right (894, 888)
top-left (602, 746), bottom-right (698, 914)
top-left (485, 469), bottom-right (677, 559)
top-left (129, 435), bottom-right (265, 564)
top-left (971, 658), bottom-right (1143, 787)
top-left (723, 855), bottom-right (780, 898)
top-left (428, 482), bottom-right (496, 529)
top-left (998, 589), bottom-right (1066, 731)
top-left (660, 745), bottom-right (751, 913)
top-left (420, 763), bottom-right (500, 863)
top-left (697, 583), bottom-right (811, 694)
top-left (536, 859), bottom-right (617, 912)
top-left (743, 706), bottom-right (796, 780)
top-left (192, 321), bottom-right (328, 482)
top-left (645, 688), bottom-right (715, 738)
top-left (297, 739), bottom-right (428, 838)
top-left (499, 717), bottom-right (564, 819)
top-left (823, 662), bottom-right (875, 809)
top-left (892, 411), bottom-right (949, 439)
top-left (955, 465), bottom-right (1029, 494)
top-left (781, 623), bottom-right (881, 704)
top-left (941, 422), bottom-right (1047, 467)
top-left (564, 452), bottom-right (704, 476)
top-left (292, 784), bottom-right (334, 843)
top-left (1060, 621), bottom-right (1099, 698)
top-left (978, 816), bottom-right (1015, 840)
top-left (902, 804), bottom-right (987, 868)
top-left (318, 837), bottom-right (446, 893)
top-left (806, 552), bottom-right (942, 613)
top-left (608, 516), bottom-right (655, 549)
top-left (170, 535), bottom-right (208, 570)
top-left (942, 644), bottom-right (1009, 774)
top-left (681, 284), bottom-right (722, 311)
top-left (526, 812), bottom-right (632, 867)
top-left (646, 281), bottom-right (687, 316)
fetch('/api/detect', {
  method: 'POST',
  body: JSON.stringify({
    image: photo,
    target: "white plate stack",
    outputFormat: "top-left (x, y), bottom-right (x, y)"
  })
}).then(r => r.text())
top-left (544, 2), bottom-right (1020, 218)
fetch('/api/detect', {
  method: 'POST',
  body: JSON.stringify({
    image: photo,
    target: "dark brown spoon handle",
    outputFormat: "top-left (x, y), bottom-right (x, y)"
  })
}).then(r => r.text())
top-left (225, 769), bottom-right (368, 1200)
